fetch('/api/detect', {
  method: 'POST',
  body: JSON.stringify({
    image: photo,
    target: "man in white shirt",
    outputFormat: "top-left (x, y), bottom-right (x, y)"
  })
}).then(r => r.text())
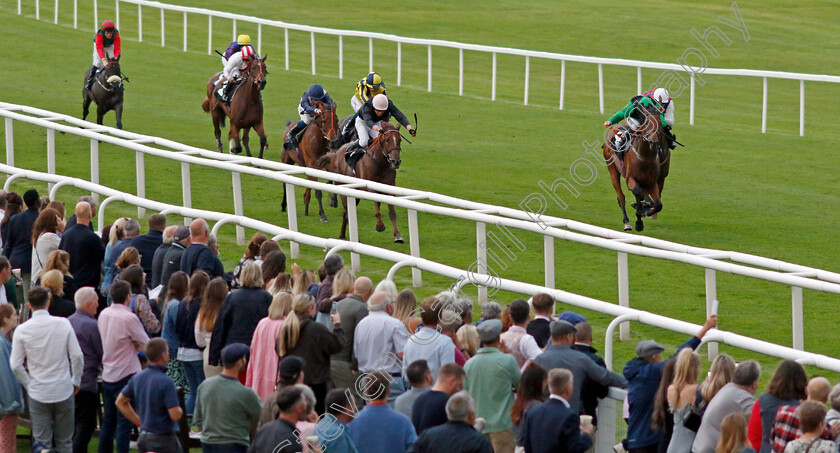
top-left (10, 286), bottom-right (84, 453)
top-left (354, 291), bottom-right (409, 404)
top-left (500, 299), bottom-right (542, 368)
top-left (403, 297), bottom-right (456, 382)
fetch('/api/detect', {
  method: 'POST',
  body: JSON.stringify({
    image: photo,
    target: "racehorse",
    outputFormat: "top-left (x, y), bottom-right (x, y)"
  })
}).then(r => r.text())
top-left (279, 101), bottom-right (340, 223)
top-left (603, 104), bottom-right (670, 232)
top-left (317, 122), bottom-right (405, 243)
top-left (82, 58), bottom-right (125, 129)
top-left (201, 56), bottom-right (268, 158)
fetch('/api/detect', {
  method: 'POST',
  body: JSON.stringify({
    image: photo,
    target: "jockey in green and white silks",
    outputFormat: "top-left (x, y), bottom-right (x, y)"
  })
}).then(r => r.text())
top-left (604, 88), bottom-right (677, 151)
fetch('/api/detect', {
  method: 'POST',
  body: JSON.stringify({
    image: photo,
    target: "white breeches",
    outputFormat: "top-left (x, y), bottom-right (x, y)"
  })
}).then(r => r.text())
top-left (355, 117), bottom-right (381, 147)
top-left (92, 45), bottom-right (116, 67)
top-left (297, 105), bottom-right (312, 125)
top-left (626, 116), bottom-right (641, 131)
top-left (350, 95), bottom-right (364, 113)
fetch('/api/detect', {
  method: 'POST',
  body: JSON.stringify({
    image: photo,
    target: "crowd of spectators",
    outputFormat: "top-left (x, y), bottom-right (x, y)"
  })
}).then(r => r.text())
top-left (1, 188), bottom-right (840, 453)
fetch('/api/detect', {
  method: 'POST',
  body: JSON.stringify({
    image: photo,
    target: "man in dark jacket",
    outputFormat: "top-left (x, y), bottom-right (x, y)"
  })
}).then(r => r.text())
top-left (180, 219), bottom-right (224, 279)
top-left (65, 196), bottom-right (97, 231)
top-left (522, 369), bottom-right (594, 453)
top-left (150, 226), bottom-right (176, 289)
top-left (571, 321), bottom-right (609, 426)
top-left (623, 315), bottom-right (717, 453)
top-left (346, 93), bottom-right (415, 157)
top-left (0, 257), bottom-right (19, 310)
top-left (249, 386), bottom-right (309, 453)
top-left (59, 202), bottom-right (106, 291)
top-left (3, 189), bottom-right (40, 295)
top-left (526, 292), bottom-right (553, 348)
top-left (410, 391), bottom-right (492, 453)
top-left (130, 213), bottom-right (166, 286)
top-left (161, 226), bottom-right (190, 291)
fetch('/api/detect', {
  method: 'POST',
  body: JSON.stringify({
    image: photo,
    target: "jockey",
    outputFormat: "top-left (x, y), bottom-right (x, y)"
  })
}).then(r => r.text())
top-left (283, 84), bottom-right (336, 151)
top-left (346, 93), bottom-right (415, 155)
top-left (221, 34), bottom-right (251, 66)
top-left (217, 45), bottom-right (255, 103)
top-left (85, 19), bottom-right (121, 90)
top-left (351, 72), bottom-right (387, 112)
top-left (604, 87), bottom-right (677, 154)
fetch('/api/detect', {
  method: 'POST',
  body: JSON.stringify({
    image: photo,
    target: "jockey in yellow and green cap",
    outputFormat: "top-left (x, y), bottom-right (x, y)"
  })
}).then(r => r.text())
top-left (351, 72), bottom-right (387, 112)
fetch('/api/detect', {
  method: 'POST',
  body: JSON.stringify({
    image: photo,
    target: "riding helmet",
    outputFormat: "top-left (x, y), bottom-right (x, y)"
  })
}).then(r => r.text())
top-left (101, 19), bottom-right (116, 30)
top-left (365, 72), bottom-right (384, 89)
top-left (308, 84), bottom-right (326, 100)
top-left (237, 34), bottom-right (252, 46)
top-left (372, 94), bottom-right (389, 110)
top-left (240, 46), bottom-right (255, 60)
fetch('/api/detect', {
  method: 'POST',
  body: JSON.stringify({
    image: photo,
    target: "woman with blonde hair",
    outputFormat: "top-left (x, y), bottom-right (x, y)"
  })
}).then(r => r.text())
top-left (246, 292), bottom-right (293, 400)
top-left (101, 217), bottom-right (128, 294)
top-left (41, 269), bottom-right (76, 318)
top-left (268, 273), bottom-right (292, 296)
top-left (30, 207), bottom-right (65, 286)
top-left (667, 348), bottom-right (702, 453)
top-left (319, 268), bottom-right (354, 328)
top-left (41, 250), bottom-right (77, 300)
top-left (277, 293), bottom-right (343, 414)
top-left (392, 289), bottom-right (421, 334)
top-left (456, 324), bottom-right (480, 359)
top-left (717, 412), bottom-right (755, 453)
top-left (292, 270), bottom-right (317, 296)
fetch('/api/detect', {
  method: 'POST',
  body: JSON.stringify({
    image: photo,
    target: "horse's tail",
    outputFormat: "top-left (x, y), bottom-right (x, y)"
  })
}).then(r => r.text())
top-left (316, 152), bottom-right (334, 171)
top-left (201, 97), bottom-right (211, 113)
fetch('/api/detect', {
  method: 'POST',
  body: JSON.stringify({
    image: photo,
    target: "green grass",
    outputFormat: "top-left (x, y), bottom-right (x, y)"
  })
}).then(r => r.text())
top-left (2, 0), bottom-right (840, 392)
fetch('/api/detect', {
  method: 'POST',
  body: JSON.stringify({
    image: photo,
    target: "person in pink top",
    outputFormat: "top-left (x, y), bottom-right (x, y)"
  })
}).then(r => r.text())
top-left (98, 280), bottom-right (150, 453)
top-left (440, 306), bottom-right (468, 366)
top-left (246, 292), bottom-right (293, 400)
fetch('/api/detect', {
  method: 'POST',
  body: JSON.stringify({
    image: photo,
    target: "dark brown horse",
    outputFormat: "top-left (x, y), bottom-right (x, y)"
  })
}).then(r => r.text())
top-left (279, 101), bottom-right (340, 222)
top-left (317, 122), bottom-right (404, 243)
top-left (201, 56), bottom-right (268, 157)
top-left (82, 58), bottom-right (124, 129)
top-left (603, 106), bottom-right (670, 232)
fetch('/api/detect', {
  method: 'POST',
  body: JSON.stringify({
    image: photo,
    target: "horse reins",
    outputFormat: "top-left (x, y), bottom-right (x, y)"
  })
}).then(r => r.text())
top-left (367, 129), bottom-right (400, 167)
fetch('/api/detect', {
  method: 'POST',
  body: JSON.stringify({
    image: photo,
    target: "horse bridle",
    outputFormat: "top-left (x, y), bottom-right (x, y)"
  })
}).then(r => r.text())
top-left (312, 107), bottom-right (337, 142)
top-left (369, 129), bottom-right (401, 168)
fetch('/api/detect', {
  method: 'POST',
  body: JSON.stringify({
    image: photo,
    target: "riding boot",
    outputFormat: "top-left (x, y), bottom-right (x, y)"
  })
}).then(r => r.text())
top-left (85, 66), bottom-right (98, 90)
top-left (284, 121), bottom-right (307, 151)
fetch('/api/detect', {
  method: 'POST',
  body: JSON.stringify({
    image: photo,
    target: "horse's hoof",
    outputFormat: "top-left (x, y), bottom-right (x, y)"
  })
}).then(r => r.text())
top-left (329, 198), bottom-right (338, 208)
top-left (338, 235), bottom-right (347, 240)
top-left (320, 217), bottom-right (328, 223)
top-left (394, 236), bottom-right (405, 244)
top-left (635, 220), bottom-right (645, 232)
top-left (624, 224), bottom-right (632, 231)
top-left (650, 213), bottom-right (658, 220)
top-left (376, 224), bottom-right (386, 233)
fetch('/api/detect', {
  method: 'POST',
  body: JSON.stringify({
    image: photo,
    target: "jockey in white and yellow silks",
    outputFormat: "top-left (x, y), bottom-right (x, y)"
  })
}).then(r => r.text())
top-left (350, 72), bottom-right (387, 112)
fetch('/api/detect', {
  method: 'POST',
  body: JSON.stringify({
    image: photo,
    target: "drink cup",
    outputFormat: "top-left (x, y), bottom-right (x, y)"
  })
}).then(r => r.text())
top-left (580, 415), bottom-right (593, 429)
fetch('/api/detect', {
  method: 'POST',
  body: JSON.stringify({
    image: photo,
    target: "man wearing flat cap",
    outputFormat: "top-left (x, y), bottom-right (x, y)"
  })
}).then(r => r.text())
top-left (193, 343), bottom-right (262, 452)
top-left (534, 320), bottom-right (628, 414)
top-left (623, 315), bottom-right (717, 453)
top-left (464, 319), bottom-right (521, 453)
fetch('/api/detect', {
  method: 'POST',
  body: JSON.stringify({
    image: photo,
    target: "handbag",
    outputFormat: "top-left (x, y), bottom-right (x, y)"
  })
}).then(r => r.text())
top-left (683, 402), bottom-right (705, 432)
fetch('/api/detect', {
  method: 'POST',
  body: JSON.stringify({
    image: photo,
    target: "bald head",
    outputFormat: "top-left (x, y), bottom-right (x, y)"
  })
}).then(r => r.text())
top-left (807, 377), bottom-right (831, 403)
top-left (367, 291), bottom-right (393, 312)
top-left (162, 225), bottom-right (177, 246)
top-left (75, 202), bottom-right (92, 224)
top-left (190, 218), bottom-right (209, 244)
top-left (353, 277), bottom-right (373, 301)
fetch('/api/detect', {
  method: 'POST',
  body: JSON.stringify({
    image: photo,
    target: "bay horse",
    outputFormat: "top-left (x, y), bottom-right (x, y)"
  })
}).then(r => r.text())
top-left (279, 101), bottom-right (340, 222)
top-left (201, 56), bottom-right (268, 158)
top-left (317, 122), bottom-right (404, 243)
top-left (603, 104), bottom-right (670, 232)
top-left (82, 58), bottom-right (124, 129)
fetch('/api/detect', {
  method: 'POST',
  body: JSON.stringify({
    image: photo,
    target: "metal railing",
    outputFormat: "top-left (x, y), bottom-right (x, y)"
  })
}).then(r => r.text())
top-left (2, 101), bottom-right (840, 355)
top-left (12, 0), bottom-right (840, 136)
top-left (5, 163), bottom-right (840, 448)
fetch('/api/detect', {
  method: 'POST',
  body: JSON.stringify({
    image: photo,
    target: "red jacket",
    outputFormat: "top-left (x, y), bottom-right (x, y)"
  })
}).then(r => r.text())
top-left (94, 30), bottom-right (121, 60)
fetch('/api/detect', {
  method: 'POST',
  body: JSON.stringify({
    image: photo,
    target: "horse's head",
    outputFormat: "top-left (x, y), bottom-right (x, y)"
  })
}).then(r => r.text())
top-left (104, 58), bottom-right (122, 87)
top-left (248, 55), bottom-right (267, 91)
top-left (312, 101), bottom-right (340, 147)
top-left (637, 106), bottom-right (666, 148)
top-left (375, 123), bottom-right (402, 169)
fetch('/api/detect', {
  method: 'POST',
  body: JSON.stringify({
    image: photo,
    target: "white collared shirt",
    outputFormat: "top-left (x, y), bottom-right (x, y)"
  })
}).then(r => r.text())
top-left (353, 311), bottom-right (408, 373)
top-left (534, 315), bottom-right (552, 322)
top-left (10, 310), bottom-right (84, 403)
top-left (550, 394), bottom-right (571, 408)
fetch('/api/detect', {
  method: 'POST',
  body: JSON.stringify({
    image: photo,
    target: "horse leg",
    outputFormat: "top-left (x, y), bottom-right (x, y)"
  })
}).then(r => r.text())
top-left (645, 185), bottom-right (663, 218)
top-left (242, 128), bottom-right (252, 158)
top-left (303, 177), bottom-right (315, 216)
top-left (211, 109), bottom-right (224, 152)
top-left (628, 180), bottom-right (646, 232)
top-left (82, 95), bottom-right (91, 121)
top-left (374, 201), bottom-right (386, 232)
top-left (607, 162), bottom-right (631, 231)
top-left (254, 123), bottom-right (268, 159)
top-left (96, 106), bottom-right (105, 126)
top-left (281, 181), bottom-right (287, 213)
top-left (229, 124), bottom-right (242, 154)
top-left (388, 204), bottom-right (403, 243)
top-left (114, 102), bottom-right (123, 130)
top-left (329, 183), bottom-right (338, 208)
top-left (314, 189), bottom-right (328, 223)
top-left (338, 196), bottom-right (348, 240)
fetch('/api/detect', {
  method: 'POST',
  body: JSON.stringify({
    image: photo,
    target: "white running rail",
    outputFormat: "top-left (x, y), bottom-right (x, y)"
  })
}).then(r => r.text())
top-left (10, 0), bottom-right (840, 135)
top-left (2, 101), bottom-right (840, 355)
top-left (5, 162), bottom-right (840, 449)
